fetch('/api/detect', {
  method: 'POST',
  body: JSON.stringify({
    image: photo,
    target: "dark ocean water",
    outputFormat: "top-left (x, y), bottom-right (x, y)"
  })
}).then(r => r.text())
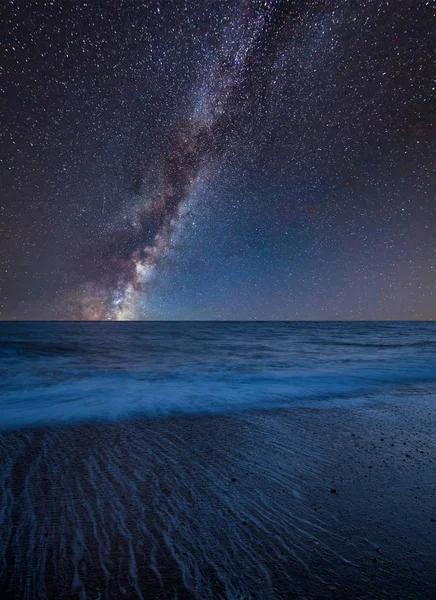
top-left (1, 321), bottom-right (436, 430)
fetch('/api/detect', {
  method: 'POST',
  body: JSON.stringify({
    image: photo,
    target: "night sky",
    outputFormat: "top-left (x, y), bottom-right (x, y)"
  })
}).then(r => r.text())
top-left (2, 0), bottom-right (435, 321)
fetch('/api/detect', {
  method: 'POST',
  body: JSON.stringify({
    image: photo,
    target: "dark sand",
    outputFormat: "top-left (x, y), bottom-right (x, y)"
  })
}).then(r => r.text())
top-left (1, 393), bottom-right (435, 599)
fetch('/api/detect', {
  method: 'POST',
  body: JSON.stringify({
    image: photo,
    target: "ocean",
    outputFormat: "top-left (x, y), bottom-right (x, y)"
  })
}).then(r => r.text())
top-left (1, 321), bottom-right (436, 430)
top-left (1, 321), bottom-right (436, 599)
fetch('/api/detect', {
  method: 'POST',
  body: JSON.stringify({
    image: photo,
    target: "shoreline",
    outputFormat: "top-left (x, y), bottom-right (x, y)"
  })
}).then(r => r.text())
top-left (1, 395), bottom-right (435, 599)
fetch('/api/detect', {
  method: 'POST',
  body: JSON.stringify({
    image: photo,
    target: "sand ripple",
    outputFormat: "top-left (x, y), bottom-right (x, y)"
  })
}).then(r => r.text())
top-left (0, 412), bottom-right (346, 599)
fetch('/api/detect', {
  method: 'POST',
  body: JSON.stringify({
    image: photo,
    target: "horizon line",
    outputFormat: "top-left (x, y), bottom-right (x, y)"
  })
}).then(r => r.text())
top-left (0, 319), bottom-right (434, 324)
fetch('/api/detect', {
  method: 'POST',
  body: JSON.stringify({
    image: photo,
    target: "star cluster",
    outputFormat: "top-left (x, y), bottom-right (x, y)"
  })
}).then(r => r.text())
top-left (1, 0), bottom-right (435, 320)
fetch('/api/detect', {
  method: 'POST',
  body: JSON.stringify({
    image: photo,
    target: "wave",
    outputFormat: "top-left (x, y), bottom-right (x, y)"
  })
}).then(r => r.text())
top-left (0, 340), bottom-right (84, 358)
top-left (314, 340), bottom-right (436, 349)
top-left (1, 360), bottom-right (435, 430)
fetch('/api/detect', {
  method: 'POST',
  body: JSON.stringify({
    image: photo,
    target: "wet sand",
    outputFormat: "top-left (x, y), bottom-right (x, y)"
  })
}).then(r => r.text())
top-left (1, 393), bottom-right (435, 599)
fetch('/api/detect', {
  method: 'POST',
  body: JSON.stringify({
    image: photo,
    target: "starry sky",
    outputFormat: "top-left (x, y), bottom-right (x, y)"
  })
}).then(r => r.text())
top-left (2, 0), bottom-right (435, 321)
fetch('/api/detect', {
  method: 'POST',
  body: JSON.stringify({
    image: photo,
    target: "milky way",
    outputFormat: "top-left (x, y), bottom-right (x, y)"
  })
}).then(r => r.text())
top-left (79, 0), bottom-right (289, 320)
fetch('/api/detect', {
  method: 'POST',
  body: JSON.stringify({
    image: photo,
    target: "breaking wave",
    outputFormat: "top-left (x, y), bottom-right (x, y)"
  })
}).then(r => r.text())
top-left (1, 321), bottom-right (435, 430)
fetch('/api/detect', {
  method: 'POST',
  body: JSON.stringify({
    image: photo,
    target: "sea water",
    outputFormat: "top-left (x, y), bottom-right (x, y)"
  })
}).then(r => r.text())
top-left (1, 321), bottom-right (435, 430)
top-left (1, 321), bottom-right (436, 599)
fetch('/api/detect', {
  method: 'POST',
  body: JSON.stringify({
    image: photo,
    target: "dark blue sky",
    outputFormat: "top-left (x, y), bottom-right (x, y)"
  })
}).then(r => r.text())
top-left (2, 0), bottom-right (435, 320)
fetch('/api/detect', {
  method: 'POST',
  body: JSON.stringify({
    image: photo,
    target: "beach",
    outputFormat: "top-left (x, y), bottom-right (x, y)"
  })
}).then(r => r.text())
top-left (1, 390), bottom-right (435, 599)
